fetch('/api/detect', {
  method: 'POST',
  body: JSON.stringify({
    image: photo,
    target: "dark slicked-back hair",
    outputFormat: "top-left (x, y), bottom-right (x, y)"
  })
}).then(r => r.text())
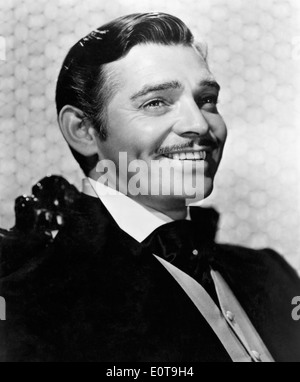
top-left (56, 12), bottom-right (198, 175)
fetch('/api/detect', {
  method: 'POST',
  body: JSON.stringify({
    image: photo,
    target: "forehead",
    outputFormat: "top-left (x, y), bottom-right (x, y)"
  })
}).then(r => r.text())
top-left (105, 44), bottom-right (214, 94)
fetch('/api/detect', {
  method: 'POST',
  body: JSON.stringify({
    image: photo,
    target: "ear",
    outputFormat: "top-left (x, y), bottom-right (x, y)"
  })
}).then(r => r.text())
top-left (58, 105), bottom-right (99, 156)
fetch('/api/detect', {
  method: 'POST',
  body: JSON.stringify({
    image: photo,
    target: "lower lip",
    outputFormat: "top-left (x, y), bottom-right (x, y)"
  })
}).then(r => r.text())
top-left (159, 155), bottom-right (210, 169)
top-left (163, 157), bottom-right (206, 161)
top-left (160, 152), bottom-right (211, 161)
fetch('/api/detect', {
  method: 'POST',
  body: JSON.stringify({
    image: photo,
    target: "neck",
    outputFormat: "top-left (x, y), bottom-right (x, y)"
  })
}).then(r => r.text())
top-left (88, 173), bottom-right (188, 220)
top-left (130, 195), bottom-right (188, 220)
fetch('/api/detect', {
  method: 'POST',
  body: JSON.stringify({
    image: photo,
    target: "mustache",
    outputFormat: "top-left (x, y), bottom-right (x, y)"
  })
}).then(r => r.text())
top-left (156, 138), bottom-right (218, 155)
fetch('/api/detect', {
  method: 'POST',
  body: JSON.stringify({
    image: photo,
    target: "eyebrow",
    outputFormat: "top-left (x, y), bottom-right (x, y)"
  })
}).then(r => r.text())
top-left (200, 80), bottom-right (221, 91)
top-left (130, 79), bottom-right (220, 102)
top-left (130, 81), bottom-right (182, 101)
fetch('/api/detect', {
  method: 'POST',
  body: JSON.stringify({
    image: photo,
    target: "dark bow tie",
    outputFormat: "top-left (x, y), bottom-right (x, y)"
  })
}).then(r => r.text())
top-left (141, 206), bottom-right (220, 304)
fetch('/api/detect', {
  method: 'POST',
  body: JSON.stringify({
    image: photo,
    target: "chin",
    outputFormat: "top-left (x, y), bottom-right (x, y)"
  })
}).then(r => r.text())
top-left (184, 176), bottom-right (214, 205)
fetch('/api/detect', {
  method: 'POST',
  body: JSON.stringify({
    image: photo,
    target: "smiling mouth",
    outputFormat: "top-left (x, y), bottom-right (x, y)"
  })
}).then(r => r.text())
top-left (162, 150), bottom-right (207, 160)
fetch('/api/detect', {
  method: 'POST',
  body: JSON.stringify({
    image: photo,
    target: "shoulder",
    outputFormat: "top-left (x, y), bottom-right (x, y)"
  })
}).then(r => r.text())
top-left (0, 193), bottom-right (115, 301)
top-left (214, 243), bottom-right (300, 361)
top-left (216, 243), bottom-right (299, 280)
top-left (213, 243), bottom-right (300, 302)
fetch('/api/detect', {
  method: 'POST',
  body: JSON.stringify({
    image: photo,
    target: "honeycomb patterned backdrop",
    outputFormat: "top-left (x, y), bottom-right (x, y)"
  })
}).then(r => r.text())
top-left (0, 0), bottom-right (300, 272)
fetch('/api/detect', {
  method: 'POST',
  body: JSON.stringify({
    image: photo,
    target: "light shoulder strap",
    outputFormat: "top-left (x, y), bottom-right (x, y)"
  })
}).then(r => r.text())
top-left (154, 255), bottom-right (252, 362)
top-left (211, 269), bottom-right (274, 362)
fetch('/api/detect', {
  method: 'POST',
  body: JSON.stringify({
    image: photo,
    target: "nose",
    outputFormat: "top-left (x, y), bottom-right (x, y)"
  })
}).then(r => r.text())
top-left (173, 97), bottom-right (210, 138)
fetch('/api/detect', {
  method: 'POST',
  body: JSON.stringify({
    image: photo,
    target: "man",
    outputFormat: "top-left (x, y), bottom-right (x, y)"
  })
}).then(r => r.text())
top-left (1, 12), bottom-right (299, 362)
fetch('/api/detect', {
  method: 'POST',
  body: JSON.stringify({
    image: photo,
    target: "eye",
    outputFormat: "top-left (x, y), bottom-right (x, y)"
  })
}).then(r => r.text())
top-left (143, 99), bottom-right (167, 109)
top-left (141, 98), bottom-right (171, 115)
top-left (197, 95), bottom-right (219, 112)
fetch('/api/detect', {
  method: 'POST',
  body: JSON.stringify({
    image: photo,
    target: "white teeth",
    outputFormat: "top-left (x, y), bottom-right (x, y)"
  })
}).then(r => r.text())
top-left (165, 151), bottom-right (207, 160)
top-left (185, 152), bottom-right (194, 160)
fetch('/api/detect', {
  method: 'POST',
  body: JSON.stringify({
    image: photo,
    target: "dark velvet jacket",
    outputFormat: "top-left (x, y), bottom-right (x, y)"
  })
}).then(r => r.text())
top-left (0, 193), bottom-right (300, 362)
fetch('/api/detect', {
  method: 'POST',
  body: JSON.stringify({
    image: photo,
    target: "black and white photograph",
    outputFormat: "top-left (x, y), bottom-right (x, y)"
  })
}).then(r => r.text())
top-left (0, 0), bottom-right (299, 364)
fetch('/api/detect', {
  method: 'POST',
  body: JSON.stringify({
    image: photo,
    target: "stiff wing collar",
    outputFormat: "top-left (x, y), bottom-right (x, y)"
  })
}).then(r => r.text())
top-left (82, 177), bottom-right (218, 244)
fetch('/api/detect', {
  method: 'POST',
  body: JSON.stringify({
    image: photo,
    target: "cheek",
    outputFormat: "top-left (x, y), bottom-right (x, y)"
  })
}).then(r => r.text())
top-left (208, 114), bottom-right (227, 143)
top-left (124, 120), bottom-right (171, 156)
top-left (104, 124), bottom-right (157, 161)
top-left (107, 104), bottom-right (173, 156)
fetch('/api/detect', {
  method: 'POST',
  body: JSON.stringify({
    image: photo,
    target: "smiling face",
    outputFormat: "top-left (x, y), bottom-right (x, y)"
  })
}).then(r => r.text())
top-left (92, 43), bottom-right (227, 214)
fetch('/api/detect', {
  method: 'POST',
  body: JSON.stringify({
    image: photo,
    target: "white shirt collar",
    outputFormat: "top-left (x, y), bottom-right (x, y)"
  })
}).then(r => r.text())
top-left (82, 177), bottom-right (190, 243)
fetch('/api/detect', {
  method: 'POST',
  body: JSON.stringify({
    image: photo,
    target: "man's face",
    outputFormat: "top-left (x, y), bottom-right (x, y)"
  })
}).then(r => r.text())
top-left (94, 43), bottom-right (227, 210)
